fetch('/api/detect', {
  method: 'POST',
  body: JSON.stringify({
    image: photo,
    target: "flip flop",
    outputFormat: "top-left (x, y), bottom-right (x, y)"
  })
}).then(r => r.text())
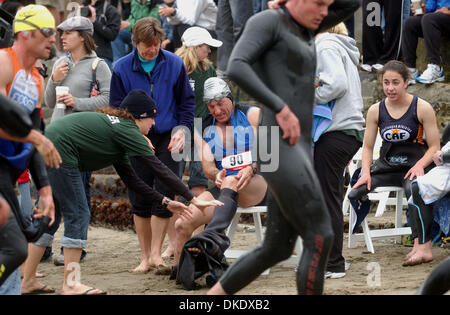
top-left (81, 288), bottom-right (107, 295)
top-left (22, 284), bottom-right (55, 295)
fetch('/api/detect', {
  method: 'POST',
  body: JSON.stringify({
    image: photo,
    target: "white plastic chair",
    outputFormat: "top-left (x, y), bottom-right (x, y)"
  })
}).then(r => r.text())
top-left (343, 133), bottom-right (411, 253)
top-left (225, 206), bottom-right (303, 275)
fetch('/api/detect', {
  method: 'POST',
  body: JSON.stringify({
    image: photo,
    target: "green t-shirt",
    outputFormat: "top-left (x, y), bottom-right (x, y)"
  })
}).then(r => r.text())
top-left (45, 112), bottom-right (154, 171)
top-left (189, 64), bottom-right (216, 120)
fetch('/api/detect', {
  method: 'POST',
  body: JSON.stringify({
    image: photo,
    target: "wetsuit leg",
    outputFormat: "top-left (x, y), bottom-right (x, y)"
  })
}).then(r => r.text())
top-left (409, 180), bottom-right (434, 244)
top-left (416, 257), bottom-right (450, 295)
top-left (348, 171), bottom-right (405, 200)
top-left (0, 213), bottom-right (28, 286)
top-left (220, 140), bottom-right (334, 295)
top-left (220, 192), bottom-right (298, 294)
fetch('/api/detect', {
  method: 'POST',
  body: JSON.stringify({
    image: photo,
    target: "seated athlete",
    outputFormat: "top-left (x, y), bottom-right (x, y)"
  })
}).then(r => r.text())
top-left (172, 78), bottom-right (268, 280)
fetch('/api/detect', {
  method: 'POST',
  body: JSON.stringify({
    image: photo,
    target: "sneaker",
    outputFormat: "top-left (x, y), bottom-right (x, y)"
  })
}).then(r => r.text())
top-left (53, 254), bottom-right (64, 266)
top-left (416, 64), bottom-right (445, 84)
top-left (361, 64), bottom-right (372, 72)
top-left (325, 271), bottom-right (346, 279)
top-left (53, 249), bottom-right (87, 266)
top-left (345, 261), bottom-right (351, 271)
top-left (408, 67), bottom-right (419, 85)
top-left (372, 63), bottom-right (384, 71)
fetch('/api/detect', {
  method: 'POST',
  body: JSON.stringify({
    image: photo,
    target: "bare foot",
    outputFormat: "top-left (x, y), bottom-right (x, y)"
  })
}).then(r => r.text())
top-left (403, 242), bottom-right (433, 266)
top-left (131, 260), bottom-right (152, 273)
top-left (61, 283), bottom-right (106, 295)
top-left (149, 257), bottom-right (165, 268)
top-left (36, 272), bottom-right (45, 278)
top-left (402, 253), bottom-right (433, 266)
top-left (162, 247), bottom-right (174, 259)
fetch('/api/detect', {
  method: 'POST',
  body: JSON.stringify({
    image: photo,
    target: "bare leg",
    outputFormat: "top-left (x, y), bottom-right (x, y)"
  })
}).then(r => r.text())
top-left (132, 214), bottom-right (152, 273)
top-left (162, 215), bottom-right (177, 260)
top-left (149, 216), bottom-right (169, 267)
top-left (21, 244), bottom-right (54, 294)
top-left (61, 248), bottom-right (105, 295)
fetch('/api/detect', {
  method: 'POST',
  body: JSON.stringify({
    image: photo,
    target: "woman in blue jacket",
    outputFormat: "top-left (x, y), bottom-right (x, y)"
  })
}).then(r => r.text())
top-left (109, 17), bottom-right (195, 273)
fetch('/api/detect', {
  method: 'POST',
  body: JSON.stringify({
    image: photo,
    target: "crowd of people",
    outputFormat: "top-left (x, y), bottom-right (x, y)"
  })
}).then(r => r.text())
top-left (0, 0), bottom-right (448, 296)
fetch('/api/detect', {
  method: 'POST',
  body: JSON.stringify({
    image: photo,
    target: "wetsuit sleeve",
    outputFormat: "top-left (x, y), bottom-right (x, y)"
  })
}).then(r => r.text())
top-left (316, 0), bottom-right (361, 34)
top-left (132, 155), bottom-right (194, 202)
top-left (28, 150), bottom-right (50, 190)
top-left (0, 93), bottom-right (32, 138)
top-left (227, 13), bottom-right (286, 113)
top-left (113, 162), bottom-right (165, 204)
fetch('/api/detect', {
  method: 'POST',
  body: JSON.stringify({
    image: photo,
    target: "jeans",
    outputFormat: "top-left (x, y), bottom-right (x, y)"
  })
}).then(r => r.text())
top-left (112, 29), bottom-right (132, 63)
top-left (0, 268), bottom-right (21, 295)
top-left (216, 0), bottom-right (254, 72)
top-left (38, 166), bottom-right (90, 249)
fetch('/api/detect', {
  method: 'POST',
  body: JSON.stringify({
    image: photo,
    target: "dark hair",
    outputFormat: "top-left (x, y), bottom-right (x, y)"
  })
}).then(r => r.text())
top-left (95, 106), bottom-right (136, 123)
top-left (79, 30), bottom-right (97, 54)
top-left (131, 17), bottom-right (164, 46)
top-left (58, 30), bottom-right (97, 54)
top-left (380, 60), bottom-right (410, 82)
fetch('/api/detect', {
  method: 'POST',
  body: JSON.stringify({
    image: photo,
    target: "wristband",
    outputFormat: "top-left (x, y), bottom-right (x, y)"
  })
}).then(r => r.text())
top-left (438, 153), bottom-right (443, 164)
top-left (171, 8), bottom-right (177, 16)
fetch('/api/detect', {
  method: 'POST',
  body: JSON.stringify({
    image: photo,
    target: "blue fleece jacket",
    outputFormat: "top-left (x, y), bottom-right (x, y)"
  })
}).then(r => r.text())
top-left (426, 0), bottom-right (450, 12)
top-left (110, 49), bottom-right (195, 134)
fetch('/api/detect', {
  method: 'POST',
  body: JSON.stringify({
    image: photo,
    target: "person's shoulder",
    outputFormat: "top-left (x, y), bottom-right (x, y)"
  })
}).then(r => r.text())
top-left (162, 49), bottom-right (183, 65)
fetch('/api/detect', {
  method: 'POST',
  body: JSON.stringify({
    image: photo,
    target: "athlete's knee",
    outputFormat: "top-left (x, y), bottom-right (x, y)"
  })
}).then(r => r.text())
top-left (174, 217), bottom-right (193, 238)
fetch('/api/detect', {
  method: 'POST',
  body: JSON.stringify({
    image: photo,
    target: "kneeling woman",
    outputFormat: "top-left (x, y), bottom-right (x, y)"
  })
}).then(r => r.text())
top-left (26, 90), bottom-right (222, 295)
top-left (349, 61), bottom-right (440, 266)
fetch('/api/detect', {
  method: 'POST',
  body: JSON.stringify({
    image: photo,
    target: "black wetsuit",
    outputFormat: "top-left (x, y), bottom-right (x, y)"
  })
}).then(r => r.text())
top-left (0, 94), bottom-right (44, 286)
top-left (416, 257), bottom-right (450, 295)
top-left (222, 1), bottom-right (360, 295)
top-left (349, 97), bottom-right (434, 245)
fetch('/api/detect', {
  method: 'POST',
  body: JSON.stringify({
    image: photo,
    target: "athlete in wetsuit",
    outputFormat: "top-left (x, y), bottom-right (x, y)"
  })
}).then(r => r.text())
top-left (207, 0), bottom-right (360, 295)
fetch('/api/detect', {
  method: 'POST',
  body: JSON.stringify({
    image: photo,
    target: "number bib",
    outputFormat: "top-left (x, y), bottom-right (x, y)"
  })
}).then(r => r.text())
top-left (221, 150), bottom-right (253, 171)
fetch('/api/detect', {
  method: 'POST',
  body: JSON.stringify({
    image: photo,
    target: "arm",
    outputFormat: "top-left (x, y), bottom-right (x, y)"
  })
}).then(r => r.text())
top-left (129, 155), bottom-right (194, 202)
top-left (227, 13), bottom-right (285, 114)
top-left (109, 71), bottom-right (127, 107)
top-left (93, 5), bottom-right (121, 41)
top-left (316, 0), bottom-right (360, 34)
top-left (173, 65), bottom-right (195, 130)
top-left (166, 0), bottom-right (206, 26)
top-left (315, 48), bottom-right (348, 104)
top-left (45, 58), bottom-right (68, 109)
top-left (73, 61), bottom-right (111, 111)
top-left (405, 100), bottom-right (441, 179)
top-left (353, 104), bottom-right (379, 190)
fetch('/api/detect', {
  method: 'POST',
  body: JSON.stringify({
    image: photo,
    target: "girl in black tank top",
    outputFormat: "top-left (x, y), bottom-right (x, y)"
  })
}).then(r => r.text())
top-left (349, 61), bottom-right (441, 267)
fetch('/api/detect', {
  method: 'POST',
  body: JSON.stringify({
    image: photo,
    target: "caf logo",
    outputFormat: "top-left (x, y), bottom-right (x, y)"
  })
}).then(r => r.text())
top-left (383, 128), bottom-right (410, 142)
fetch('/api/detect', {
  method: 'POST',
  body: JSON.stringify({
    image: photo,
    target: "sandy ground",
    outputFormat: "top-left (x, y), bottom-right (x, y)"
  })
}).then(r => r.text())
top-left (34, 209), bottom-right (449, 296)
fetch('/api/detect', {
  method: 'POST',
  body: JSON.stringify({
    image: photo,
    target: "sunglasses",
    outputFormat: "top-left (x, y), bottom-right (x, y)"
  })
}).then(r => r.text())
top-left (14, 19), bottom-right (56, 38)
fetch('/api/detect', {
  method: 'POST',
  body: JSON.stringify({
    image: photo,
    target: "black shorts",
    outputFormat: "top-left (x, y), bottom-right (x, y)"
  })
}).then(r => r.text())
top-left (129, 131), bottom-right (180, 219)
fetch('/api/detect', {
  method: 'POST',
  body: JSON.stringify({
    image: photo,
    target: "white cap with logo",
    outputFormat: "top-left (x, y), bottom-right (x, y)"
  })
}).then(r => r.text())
top-left (182, 26), bottom-right (222, 48)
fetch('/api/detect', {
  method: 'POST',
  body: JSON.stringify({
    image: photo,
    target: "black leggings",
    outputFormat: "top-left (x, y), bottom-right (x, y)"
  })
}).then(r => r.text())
top-left (220, 140), bottom-right (334, 295)
top-left (348, 171), bottom-right (434, 244)
top-left (0, 213), bottom-right (28, 286)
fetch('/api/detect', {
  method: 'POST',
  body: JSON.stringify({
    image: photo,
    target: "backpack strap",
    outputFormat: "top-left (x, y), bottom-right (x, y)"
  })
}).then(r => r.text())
top-left (90, 57), bottom-right (103, 97)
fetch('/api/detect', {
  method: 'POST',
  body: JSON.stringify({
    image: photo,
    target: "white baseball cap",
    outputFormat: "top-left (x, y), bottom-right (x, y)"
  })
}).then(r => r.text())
top-left (182, 26), bottom-right (222, 48)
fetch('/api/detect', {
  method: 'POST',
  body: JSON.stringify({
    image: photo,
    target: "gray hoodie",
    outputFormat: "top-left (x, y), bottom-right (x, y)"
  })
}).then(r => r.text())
top-left (45, 52), bottom-right (111, 117)
top-left (315, 32), bottom-right (365, 133)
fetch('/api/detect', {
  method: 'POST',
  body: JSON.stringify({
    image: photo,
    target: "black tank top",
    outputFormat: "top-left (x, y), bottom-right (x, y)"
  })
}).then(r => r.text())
top-left (378, 96), bottom-right (425, 167)
top-left (379, 96), bottom-right (423, 145)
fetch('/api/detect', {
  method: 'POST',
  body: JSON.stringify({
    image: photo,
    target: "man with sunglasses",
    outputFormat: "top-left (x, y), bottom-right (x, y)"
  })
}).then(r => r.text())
top-left (0, 4), bottom-right (58, 295)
